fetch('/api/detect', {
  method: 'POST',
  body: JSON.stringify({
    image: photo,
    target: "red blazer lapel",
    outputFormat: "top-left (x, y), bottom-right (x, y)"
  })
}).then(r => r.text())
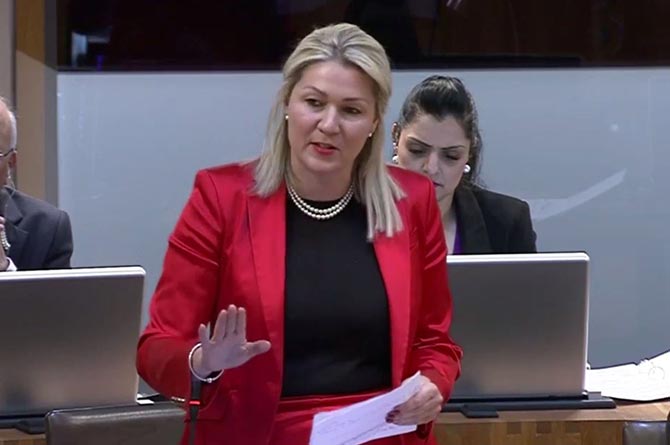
top-left (374, 227), bottom-right (411, 386)
top-left (248, 185), bottom-right (287, 373)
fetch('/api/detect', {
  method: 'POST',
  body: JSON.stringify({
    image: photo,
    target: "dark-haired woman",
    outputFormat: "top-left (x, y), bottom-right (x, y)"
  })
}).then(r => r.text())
top-left (392, 75), bottom-right (536, 254)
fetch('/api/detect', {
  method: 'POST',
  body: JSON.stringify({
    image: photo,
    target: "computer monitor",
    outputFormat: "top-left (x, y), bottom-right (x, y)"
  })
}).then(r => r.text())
top-left (446, 252), bottom-right (589, 401)
top-left (0, 266), bottom-right (145, 417)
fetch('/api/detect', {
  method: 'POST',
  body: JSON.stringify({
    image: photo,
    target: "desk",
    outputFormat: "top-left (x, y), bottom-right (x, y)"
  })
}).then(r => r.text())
top-left (0, 428), bottom-right (44, 445)
top-left (0, 402), bottom-right (667, 445)
top-left (435, 401), bottom-right (669, 445)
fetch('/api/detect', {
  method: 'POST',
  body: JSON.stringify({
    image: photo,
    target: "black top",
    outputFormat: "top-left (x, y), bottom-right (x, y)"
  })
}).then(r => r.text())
top-left (281, 196), bottom-right (391, 397)
top-left (454, 186), bottom-right (537, 254)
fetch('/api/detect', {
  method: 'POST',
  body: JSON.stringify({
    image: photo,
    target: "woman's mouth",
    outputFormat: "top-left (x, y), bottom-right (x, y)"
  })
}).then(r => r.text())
top-left (311, 142), bottom-right (338, 156)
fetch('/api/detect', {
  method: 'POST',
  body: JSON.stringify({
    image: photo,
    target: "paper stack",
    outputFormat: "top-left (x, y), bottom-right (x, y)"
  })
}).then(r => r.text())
top-left (585, 350), bottom-right (670, 401)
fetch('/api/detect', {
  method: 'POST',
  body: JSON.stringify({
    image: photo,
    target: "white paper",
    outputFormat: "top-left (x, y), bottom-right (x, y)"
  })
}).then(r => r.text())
top-left (309, 372), bottom-right (423, 445)
top-left (585, 350), bottom-right (670, 402)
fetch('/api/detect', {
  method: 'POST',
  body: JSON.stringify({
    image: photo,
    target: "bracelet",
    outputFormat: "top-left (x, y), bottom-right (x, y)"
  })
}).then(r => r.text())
top-left (188, 343), bottom-right (224, 384)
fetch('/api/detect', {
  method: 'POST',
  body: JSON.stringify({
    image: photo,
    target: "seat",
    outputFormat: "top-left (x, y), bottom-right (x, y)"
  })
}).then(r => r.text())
top-left (46, 402), bottom-right (184, 445)
top-left (622, 409), bottom-right (670, 445)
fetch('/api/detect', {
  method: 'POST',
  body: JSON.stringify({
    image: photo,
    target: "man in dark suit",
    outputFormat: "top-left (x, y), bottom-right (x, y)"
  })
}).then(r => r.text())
top-left (0, 97), bottom-right (73, 271)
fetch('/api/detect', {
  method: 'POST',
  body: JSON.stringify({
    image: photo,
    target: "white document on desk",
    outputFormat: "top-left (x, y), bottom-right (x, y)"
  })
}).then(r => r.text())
top-left (585, 350), bottom-right (670, 401)
top-left (309, 372), bottom-right (422, 445)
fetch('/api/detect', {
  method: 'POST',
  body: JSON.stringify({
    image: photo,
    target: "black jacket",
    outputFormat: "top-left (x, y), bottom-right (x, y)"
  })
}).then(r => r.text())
top-left (454, 186), bottom-right (536, 254)
top-left (4, 188), bottom-right (73, 270)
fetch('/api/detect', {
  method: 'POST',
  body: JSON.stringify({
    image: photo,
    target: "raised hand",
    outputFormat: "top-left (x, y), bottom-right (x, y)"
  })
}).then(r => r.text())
top-left (191, 305), bottom-right (271, 377)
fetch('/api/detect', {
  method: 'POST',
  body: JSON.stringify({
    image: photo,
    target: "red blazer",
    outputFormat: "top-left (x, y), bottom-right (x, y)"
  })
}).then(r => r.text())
top-left (137, 162), bottom-right (462, 445)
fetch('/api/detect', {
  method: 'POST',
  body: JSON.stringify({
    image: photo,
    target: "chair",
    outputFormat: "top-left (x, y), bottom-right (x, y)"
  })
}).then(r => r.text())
top-left (46, 402), bottom-right (184, 445)
top-left (622, 409), bottom-right (670, 445)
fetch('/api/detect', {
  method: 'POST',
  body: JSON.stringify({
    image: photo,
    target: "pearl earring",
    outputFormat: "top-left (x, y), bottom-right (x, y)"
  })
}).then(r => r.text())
top-left (285, 114), bottom-right (289, 121)
top-left (463, 164), bottom-right (471, 174)
top-left (392, 144), bottom-right (399, 164)
top-left (368, 132), bottom-right (373, 138)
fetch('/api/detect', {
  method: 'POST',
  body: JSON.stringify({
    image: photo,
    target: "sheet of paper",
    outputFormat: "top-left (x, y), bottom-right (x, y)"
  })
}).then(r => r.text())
top-left (648, 349), bottom-right (670, 369)
top-left (309, 372), bottom-right (422, 445)
top-left (585, 358), bottom-right (670, 402)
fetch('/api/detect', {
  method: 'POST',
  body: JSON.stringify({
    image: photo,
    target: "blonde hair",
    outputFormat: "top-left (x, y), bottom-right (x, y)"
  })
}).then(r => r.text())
top-left (253, 23), bottom-right (404, 239)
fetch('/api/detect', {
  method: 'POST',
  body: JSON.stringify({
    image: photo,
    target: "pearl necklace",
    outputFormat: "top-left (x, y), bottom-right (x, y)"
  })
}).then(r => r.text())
top-left (287, 183), bottom-right (354, 220)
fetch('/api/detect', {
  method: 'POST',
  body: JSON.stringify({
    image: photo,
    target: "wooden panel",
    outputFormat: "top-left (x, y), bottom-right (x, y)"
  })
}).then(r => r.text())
top-left (0, 429), bottom-right (45, 445)
top-left (433, 402), bottom-right (669, 445)
top-left (15, 0), bottom-right (44, 63)
top-left (434, 420), bottom-right (620, 445)
top-left (14, 0), bottom-right (59, 202)
top-left (0, 0), bottom-right (14, 102)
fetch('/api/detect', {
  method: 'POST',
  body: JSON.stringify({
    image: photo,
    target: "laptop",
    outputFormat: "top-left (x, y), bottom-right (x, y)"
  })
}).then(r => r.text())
top-left (0, 266), bottom-right (145, 418)
top-left (445, 252), bottom-right (589, 402)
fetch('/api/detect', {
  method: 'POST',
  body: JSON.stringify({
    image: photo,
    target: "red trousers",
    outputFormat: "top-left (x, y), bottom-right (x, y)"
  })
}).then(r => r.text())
top-left (269, 390), bottom-right (421, 445)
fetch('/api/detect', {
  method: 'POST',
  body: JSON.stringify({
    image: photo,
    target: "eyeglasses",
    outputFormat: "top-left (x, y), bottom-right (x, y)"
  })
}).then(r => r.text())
top-left (0, 148), bottom-right (16, 159)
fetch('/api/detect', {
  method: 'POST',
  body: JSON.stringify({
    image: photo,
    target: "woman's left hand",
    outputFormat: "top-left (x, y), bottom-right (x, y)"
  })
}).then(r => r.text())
top-left (386, 374), bottom-right (443, 425)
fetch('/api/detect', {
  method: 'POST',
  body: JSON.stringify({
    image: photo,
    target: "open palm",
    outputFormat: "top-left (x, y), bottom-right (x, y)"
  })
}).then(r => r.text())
top-left (196, 305), bottom-right (271, 375)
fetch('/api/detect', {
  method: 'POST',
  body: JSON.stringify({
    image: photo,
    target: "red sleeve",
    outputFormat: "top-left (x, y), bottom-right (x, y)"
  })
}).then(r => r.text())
top-left (409, 180), bottom-right (463, 437)
top-left (137, 169), bottom-right (225, 400)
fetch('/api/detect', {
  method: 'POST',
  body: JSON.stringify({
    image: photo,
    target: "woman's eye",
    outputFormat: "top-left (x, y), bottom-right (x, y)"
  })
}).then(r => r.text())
top-left (344, 107), bottom-right (361, 115)
top-left (408, 147), bottom-right (425, 155)
top-left (306, 98), bottom-right (322, 107)
top-left (442, 151), bottom-right (461, 161)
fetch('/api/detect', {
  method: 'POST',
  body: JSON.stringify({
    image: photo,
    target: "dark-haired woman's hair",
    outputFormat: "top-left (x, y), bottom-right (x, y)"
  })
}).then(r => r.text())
top-left (394, 75), bottom-right (482, 186)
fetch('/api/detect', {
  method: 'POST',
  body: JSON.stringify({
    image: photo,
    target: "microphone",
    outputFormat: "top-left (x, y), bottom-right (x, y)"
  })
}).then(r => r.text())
top-left (0, 187), bottom-right (9, 217)
top-left (0, 187), bottom-right (11, 253)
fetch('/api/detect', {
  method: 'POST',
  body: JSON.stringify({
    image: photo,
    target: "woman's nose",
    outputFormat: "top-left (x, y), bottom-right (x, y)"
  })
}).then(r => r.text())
top-left (317, 106), bottom-right (339, 134)
top-left (422, 151), bottom-right (439, 175)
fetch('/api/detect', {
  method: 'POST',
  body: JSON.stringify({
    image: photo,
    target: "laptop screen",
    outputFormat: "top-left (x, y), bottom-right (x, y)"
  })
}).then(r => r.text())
top-left (445, 253), bottom-right (589, 400)
top-left (0, 267), bottom-right (144, 417)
